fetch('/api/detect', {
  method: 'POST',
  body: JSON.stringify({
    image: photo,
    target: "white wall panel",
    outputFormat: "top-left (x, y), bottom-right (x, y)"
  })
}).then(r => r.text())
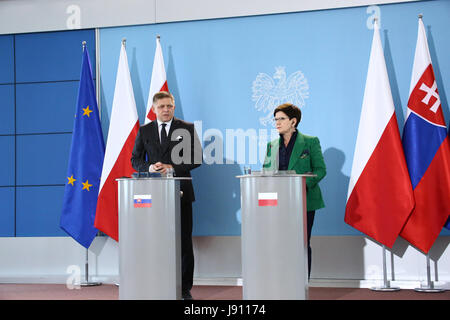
top-left (0, 0), bottom-right (156, 35)
top-left (155, 0), bottom-right (420, 23)
top-left (0, 236), bottom-right (448, 289)
top-left (0, 0), bottom-right (420, 35)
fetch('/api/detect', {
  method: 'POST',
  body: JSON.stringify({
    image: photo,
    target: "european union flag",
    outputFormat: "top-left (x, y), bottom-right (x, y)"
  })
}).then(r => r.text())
top-left (60, 45), bottom-right (105, 248)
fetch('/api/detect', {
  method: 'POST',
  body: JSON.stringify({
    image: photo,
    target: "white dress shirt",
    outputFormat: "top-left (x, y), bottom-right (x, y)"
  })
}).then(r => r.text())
top-left (157, 118), bottom-right (173, 143)
top-left (149, 118), bottom-right (173, 172)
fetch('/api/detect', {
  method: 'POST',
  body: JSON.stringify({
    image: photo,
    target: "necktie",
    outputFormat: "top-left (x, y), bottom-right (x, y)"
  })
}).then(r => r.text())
top-left (160, 123), bottom-right (168, 146)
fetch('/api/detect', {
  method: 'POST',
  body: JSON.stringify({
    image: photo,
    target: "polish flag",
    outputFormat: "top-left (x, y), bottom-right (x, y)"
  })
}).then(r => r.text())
top-left (94, 41), bottom-right (139, 241)
top-left (145, 36), bottom-right (169, 124)
top-left (400, 17), bottom-right (450, 253)
top-left (258, 193), bottom-right (278, 207)
top-left (344, 21), bottom-right (414, 248)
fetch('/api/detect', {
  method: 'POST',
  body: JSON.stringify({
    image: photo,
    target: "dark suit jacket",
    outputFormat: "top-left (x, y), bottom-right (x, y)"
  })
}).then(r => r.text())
top-left (131, 117), bottom-right (202, 202)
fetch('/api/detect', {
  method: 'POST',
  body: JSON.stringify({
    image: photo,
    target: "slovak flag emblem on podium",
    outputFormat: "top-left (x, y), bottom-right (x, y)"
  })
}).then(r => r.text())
top-left (134, 195), bottom-right (152, 208)
top-left (258, 192), bottom-right (278, 206)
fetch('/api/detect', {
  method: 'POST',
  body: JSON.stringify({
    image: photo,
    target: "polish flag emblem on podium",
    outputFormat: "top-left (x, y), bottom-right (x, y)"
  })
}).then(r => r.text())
top-left (258, 193), bottom-right (278, 207)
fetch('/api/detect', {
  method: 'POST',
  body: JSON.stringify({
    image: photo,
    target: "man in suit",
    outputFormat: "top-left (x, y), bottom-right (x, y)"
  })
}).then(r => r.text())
top-left (263, 103), bottom-right (326, 280)
top-left (131, 91), bottom-right (202, 299)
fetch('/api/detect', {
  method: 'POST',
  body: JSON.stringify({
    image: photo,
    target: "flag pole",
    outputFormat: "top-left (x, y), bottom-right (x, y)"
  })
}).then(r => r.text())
top-left (409, 13), bottom-right (444, 294)
top-left (95, 28), bottom-right (101, 118)
top-left (76, 40), bottom-right (101, 287)
top-left (414, 252), bottom-right (445, 293)
top-left (80, 248), bottom-right (102, 287)
top-left (371, 245), bottom-right (400, 291)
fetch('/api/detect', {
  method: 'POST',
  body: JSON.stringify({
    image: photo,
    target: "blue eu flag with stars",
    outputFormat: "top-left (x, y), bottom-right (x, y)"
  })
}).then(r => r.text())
top-left (60, 45), bottom-right (105, 248)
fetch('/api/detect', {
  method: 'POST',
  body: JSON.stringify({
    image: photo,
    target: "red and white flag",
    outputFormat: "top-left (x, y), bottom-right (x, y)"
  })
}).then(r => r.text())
top-left (344, 21), bottom-right (415, 248)
top-left (258, 193), bottom-right (278, 207)
top-left (145, 36), bottom-right (169, 124)
top-left (94, 41), bottom-right (139, 241)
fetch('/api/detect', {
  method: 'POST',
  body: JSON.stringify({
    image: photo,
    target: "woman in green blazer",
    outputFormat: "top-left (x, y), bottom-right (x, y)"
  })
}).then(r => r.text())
top-left (263, 103), bottom-right (326, 279)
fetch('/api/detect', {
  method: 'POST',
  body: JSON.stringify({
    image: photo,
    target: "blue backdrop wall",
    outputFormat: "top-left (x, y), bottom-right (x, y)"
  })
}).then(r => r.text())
top-left (0, 29), bottom-right (96, 237)
top-left (99, 0), bottom-right (450, 237)
top-left (0, 0), bottom-right (449, 239)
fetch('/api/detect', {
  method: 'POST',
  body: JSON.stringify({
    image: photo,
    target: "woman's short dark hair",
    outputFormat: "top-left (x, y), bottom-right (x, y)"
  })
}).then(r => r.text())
top-left (273, 103), bottom-right (302, 128)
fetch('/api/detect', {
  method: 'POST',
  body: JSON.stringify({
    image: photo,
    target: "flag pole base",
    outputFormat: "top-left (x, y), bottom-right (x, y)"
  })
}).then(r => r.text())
top-left (414, 285), bottom-right (445, 293)
top-left (370, 245), bottom-right (400, 292)
top-left (80, 281), bottom-right (102, 287)
top-left (370, 286), bottom-right (401, 292)
top-left (413, 253), bottom-right (446, 293)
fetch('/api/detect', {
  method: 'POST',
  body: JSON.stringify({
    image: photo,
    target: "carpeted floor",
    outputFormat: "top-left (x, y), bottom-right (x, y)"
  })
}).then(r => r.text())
top-left (0, 284), bottom-right (448, 300)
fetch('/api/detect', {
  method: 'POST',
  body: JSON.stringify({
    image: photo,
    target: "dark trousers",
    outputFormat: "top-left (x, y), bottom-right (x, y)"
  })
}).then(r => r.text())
top-left (181, 197), bottom-right (194, 293)
top-left (306, 210), bottom-right (316, 280)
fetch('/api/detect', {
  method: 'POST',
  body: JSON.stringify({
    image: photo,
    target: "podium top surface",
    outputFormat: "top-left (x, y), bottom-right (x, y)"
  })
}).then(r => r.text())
top-left (116, 177), bottom-right (192, 181)
top-left (236, 171), bottom-right (316, 179)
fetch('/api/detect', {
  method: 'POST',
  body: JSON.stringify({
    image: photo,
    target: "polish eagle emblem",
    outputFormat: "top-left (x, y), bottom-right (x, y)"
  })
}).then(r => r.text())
top-left (252, 67), bottom-right (309, 126)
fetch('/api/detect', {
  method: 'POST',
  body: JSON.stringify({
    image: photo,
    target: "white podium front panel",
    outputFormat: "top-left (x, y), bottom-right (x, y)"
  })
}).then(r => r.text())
top-left (238, 174), bottom-right (308, 300)
top-left (117, 177), bottom-right (189, 300)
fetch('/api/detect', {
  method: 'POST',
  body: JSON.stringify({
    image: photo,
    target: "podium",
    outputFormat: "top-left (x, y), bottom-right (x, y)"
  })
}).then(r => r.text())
top-left (117, 176), bottom-right (191, 300)
top-left (237, 171), bottom-right (312, 300)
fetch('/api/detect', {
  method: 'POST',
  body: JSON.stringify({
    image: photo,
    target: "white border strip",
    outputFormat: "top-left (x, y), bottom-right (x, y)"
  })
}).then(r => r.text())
top-left (0, 0), bottom-right (421, 35)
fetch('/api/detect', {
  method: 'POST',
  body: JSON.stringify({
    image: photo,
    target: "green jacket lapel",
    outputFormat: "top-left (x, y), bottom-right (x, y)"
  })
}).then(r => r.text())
top-left (266, 139), bottom-right (280, 170)
top-left (288, 132), bottom-right (305, 170)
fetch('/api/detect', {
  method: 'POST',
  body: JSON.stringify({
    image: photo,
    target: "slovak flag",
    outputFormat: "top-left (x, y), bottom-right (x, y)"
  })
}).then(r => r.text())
top-left (145, 36), bottom-right (169, 124)
top-left (344, 20), bottom-right (414, 248)
top-left (447, 121), bottom-right (450, 231)
top-left (447, 125), bottom-right (450, 230)
top-left (400, 17), bottom-right (450, 254)
top-left (134, 195), bottom-right (152, 208)
top-left (258, 193), bottom-right (278, 207)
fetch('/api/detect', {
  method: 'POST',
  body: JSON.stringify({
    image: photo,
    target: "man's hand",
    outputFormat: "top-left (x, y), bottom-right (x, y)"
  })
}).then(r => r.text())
top-left (150, 162), bottom-right (173, 174)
